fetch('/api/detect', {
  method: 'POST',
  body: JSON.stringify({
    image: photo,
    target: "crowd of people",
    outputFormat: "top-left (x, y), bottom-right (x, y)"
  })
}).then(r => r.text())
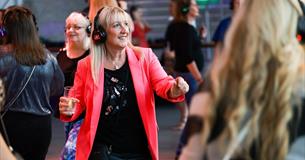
top-left (0, 0), bottom-right (304, 160)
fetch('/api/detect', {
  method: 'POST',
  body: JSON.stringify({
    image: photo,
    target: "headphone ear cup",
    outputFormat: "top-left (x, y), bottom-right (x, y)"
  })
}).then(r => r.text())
top-left (86, 25), bottom-right (91, 37)
top-left (92, 25), bottom-right (107, 44)
top-left (92, 7), bottom-right (107, 44)
top-left (0, 26), bottom-right (7, 38)
top-left (181, 4), bottom-right (189, 15)
top-left (297, 0), bottom-right (305, 43)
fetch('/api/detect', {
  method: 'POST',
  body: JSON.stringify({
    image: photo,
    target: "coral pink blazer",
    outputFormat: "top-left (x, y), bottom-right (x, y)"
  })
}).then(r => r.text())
top-left (61, 46), bottom-right (184, 160)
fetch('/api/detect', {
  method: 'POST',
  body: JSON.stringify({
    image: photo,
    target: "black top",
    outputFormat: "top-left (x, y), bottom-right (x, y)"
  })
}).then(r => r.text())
top-left (95, 58), bottom-right (149, 155)
top-left (165, 21), bottom-right (204, 72)
top-left (56, 49), bottom-right (90, 86)
top-left (56, 49), bottom-right (89, 118)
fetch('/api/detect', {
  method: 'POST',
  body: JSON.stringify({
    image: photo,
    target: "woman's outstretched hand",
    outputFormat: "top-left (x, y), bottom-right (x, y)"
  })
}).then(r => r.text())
top-left (169, 77), bottom-right (189, 98)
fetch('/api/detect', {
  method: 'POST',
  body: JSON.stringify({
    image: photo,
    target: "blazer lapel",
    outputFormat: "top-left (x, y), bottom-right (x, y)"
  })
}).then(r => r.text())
top-left (91, 63), bottom-right (104, 145)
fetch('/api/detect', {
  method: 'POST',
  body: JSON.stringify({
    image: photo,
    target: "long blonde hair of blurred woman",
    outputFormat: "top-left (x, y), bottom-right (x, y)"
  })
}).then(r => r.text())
top-left (200, 0), bottom-right (305, 159)
top-left (88, 0), bottom-right (118, 22)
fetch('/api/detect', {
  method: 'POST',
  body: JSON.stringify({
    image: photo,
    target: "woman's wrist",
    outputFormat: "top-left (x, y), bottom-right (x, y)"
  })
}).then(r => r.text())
top-left (196, 76), bottom-right (203, 83)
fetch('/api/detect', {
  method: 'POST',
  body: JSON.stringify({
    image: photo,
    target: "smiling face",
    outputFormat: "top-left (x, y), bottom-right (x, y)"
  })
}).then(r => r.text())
top-left (99, 9), bottom-right (132, 50)
top-left (65, 12), bottom-right (90, 46)
top-left (105, 19), bottom-right (130, 49)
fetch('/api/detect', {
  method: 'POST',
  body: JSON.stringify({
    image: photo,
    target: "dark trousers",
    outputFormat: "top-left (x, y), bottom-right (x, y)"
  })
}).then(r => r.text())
top-left (3, 111), bottom-right (52, 160)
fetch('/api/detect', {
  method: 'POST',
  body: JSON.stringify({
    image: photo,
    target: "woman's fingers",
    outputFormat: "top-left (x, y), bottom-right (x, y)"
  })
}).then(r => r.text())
top-left (176, 77), bottom-right (189, 94)
top-left (58, 96), bottom-right (78, 116)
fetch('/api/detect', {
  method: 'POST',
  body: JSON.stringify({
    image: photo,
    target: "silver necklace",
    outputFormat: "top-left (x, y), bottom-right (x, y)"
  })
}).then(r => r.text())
top-left (112, 61), bottom-right (119, 70)
top-left (106, 53), bottom-right (123, 70)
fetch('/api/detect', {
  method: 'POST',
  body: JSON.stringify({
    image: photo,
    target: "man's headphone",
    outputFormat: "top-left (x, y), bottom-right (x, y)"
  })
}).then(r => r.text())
top-left (0, 7), bottom-right (38, 39)
top-left (92, 7), bottom-right (107, 44)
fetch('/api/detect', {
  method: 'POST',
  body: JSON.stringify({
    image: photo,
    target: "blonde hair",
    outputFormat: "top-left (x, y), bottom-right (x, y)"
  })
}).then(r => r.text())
top-left (201, 0), bottom-right (304, 159)
top-left (90, 6), bottom-right (133, 84)
top-left (65, 12), bottom-right (91, 50)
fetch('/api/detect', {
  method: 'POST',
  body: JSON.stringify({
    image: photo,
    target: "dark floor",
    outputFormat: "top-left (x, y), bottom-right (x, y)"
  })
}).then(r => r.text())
top-left (46, 103), bottom-right (182, 160)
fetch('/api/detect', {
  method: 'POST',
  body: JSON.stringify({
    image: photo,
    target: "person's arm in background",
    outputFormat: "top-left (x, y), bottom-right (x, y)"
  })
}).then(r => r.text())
top-left (186, 61), bottom-right (203, 84)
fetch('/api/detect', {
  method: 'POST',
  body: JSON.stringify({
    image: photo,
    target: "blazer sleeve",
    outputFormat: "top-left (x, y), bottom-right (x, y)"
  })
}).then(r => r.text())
top-left (146, 48), bottom-right (184, 102)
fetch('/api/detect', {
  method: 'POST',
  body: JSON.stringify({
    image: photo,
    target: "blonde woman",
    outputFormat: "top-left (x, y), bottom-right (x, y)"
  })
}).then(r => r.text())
top-left (179, 0), bottom-right (305, 159)
top-left (59, 6), bottom-right (189, 160)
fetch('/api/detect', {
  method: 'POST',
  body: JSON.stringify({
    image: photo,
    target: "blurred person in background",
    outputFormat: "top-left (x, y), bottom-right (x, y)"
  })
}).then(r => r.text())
top-left (56, 11), bottom-right (91, 160)
top-left (179, 0), bottom-right (305, 159)
top-left (161, 0), bottom-right (177, 76)
top-left (165, 0), bottom-right (204, 132)
top-left (0, 6), bottom-right (64, 160)
top-left (212, 0), bottom-right (244, 57)
top-left (130, 5), bottom-right (151, 48)
top-left (168, 0), bottom-right (177, 21)
top-left (58, 6), bottom-right (189, 160)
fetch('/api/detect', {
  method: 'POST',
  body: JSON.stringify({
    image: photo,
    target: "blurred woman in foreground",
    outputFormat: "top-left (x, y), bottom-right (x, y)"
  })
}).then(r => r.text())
top-left (179, 0), bottom-right (305, 159)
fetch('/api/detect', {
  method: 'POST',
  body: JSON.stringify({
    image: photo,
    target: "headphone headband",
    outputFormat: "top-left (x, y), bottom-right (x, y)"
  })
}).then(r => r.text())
top-left (1, 6), bottom-right (38, 39)
top-left (3, 6), bottom-right (38, 32)
top-left (92, 7), bottom-right (107, 44)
